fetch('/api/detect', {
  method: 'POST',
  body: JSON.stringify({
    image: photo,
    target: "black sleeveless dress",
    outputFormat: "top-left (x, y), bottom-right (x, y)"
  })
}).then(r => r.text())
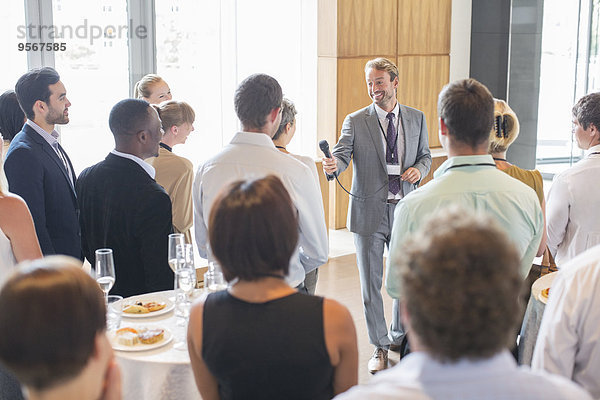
top-left (202, 291), bottom-right (334, 400)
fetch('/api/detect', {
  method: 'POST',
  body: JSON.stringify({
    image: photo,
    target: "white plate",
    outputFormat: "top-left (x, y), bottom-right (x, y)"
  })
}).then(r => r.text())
top-left (110, 327), bottom-right (173, 352)
top-left (118, 294), bottom-right (174, 318)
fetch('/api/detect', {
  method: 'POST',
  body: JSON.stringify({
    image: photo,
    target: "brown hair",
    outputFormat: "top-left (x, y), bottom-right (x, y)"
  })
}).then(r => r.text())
top-left (438, 78), bottom-right (494, 148)
top-left (234, 74), bottom-right (283, 130)
top-left (134, 74), bottom-right (165, 99)
top-left (393, 206), bottom-right (522, 362)
top-left (273, 98), bottom-right (297, 141)
top-left (153, 100), bottom-right (195, 131)
top-left (365, 57), bottom-right (399, 81)
top-left (0, 256), bottom-right (106, 390)
top-left (208, 175), bottom-right (298, 281)
top-left (488, 99), bottom-right (520, 154)
top-left (572, 92), bottom-right (600, 131)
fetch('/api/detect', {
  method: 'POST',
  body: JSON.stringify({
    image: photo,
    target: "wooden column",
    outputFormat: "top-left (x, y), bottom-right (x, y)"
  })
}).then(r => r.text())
top-left (317, 0), bottom-right (451, 229)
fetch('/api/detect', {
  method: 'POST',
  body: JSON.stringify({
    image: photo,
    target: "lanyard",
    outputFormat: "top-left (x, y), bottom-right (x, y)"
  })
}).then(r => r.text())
top-left (445, 163), bottom-right (496, 171)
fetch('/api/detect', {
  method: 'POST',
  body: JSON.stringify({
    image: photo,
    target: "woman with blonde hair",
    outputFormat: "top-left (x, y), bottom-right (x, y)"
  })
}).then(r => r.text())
top-left (488, 99), bottom-right (547, 257)
top-left (134, 74), bottom-right (172, 105)
top-left (148, 100), bottom-right (195, 243)
top-left (0, 135), bottom-right (42, 288)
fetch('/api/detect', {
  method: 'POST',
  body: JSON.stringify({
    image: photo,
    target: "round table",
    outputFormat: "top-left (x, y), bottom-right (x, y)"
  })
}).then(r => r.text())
top-left (115, 290), bottom-right (203, 400)
top-left (518, 272), bottom-right (557, 365)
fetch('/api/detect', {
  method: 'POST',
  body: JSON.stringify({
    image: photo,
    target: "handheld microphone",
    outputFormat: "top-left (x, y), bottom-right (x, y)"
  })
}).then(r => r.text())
top-left (319, 140), bottom-right (337, 181)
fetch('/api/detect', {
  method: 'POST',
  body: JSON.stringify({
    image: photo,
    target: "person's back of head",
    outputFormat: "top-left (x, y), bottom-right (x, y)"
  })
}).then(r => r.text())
top-left (153, 100), bottom-right (195, 132)
top-left (488, 99), bottom-right (520, 154)
top-left (393, 205), bottom-right (522, 362)
top-left (234, 74), bottom-right (283, 132)
top-left (573, 92), bottom-right (600, 131)
top-left (273, 98), bottom-right (297, 141)
top-left (0, 256), bottom-right (106, 393)
top-left (438, 78), bottom-right (494, 149)
top-left (14, 67), bottom-right (60, 121)
top-left (209, 175), bottom-right (298, 282)
top-left (0, 90), bottom-right (25, 142)
top-left (109, 98), bottom-right (162, 159)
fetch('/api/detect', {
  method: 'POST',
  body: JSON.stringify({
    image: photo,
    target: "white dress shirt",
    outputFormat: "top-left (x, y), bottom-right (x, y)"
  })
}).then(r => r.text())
top-left (192, 132), bottom-right (328, 287)
top-left (336, 350), bottom-right (591, 399)
top-left (110, 149), bottom-right (156, 179)
top-left (547, 144), bottom-right (600, 267)
top-left (374, 102), bottom-right (404, 200)
top-left (532, 244), bottom-right (600, 399)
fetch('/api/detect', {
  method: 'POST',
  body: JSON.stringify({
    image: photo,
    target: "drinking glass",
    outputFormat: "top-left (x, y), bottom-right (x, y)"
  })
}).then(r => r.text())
top-left (168, 233), bottom-right (186, 272)
top-left (106, 295), bottom-right (123, 332)
top-left (173, 243), bottom-right (195, 348)
top-left (205, 261), bottom-right (227, 293)
top-left (95, 248), bottom-right (115, 302)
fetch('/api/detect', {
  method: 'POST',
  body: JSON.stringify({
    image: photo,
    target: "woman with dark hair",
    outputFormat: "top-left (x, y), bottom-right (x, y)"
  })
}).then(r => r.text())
top-left (187, 175), bottom-right (358, 400)
top-left (0, 90), bottom-right (26, 148)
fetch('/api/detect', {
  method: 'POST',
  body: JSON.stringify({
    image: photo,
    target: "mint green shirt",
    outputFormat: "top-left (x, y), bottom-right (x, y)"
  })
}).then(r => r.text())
top-left (386, 155), bottom-right (544, 299)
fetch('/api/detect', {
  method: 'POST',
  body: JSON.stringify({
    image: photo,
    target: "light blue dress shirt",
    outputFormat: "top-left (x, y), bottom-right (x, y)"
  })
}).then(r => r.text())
top-left (386, 155), bottom-right (544, 299)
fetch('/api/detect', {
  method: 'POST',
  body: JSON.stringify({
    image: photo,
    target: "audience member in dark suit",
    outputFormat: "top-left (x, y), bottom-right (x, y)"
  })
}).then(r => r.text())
top-left (76, 99), bottom-right (174, 297)
top-left (4, 68), bottom-right (81, 259)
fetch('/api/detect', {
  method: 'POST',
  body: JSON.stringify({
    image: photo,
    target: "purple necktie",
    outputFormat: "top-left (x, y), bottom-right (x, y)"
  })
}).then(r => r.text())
top-left (386, 112), bottom-right (400, 195)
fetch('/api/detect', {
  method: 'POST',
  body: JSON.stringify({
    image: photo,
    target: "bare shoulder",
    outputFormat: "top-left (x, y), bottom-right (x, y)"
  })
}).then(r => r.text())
top-left (0, 193), bottom-right (31, 231)
top-left (323, 298), bottom-right (353, 327)
top-left (0, 193), bottom-right (29, 214)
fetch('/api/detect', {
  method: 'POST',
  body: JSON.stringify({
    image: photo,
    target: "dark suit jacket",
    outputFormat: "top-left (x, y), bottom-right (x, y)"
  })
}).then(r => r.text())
top-left (332, 103), bottom-right (432, 235)
top-left (76, 153), bottom-right (174, 297)
top-left (4, 123), bottom-right (81, 258)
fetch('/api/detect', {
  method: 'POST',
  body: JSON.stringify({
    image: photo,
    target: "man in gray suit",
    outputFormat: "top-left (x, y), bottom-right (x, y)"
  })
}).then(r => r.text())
top-left (322, 57), bottom-right (431, 373)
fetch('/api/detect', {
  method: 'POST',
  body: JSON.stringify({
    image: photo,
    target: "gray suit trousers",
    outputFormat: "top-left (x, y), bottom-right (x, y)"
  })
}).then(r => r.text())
top-left (354, 202), bottom-right (404, 348)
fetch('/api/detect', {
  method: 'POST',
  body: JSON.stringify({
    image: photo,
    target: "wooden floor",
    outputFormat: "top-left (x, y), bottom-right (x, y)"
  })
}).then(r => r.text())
top-left (314, 254), bottom-right (401, 385)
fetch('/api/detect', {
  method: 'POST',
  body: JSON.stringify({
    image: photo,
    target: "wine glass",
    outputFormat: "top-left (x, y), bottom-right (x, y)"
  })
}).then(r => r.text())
top-left (174, 243), bottom-right (195, 350)
top-left (95, 248), bottom-right (115, 303)
top-left (168, 233), bottom-right (186, 272)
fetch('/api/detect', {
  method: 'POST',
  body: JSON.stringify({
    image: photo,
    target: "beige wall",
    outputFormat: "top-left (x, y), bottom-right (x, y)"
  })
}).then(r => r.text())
top-left (317, 0), bottom-right (452, 229)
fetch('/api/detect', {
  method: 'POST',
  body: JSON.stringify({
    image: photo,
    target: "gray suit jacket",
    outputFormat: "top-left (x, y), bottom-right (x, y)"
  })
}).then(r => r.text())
top-left (332, 103), bottom-right (432, 235)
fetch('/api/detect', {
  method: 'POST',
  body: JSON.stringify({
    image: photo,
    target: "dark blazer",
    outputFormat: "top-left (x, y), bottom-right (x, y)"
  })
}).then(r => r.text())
top-left (4, 123), bottom-right (81, 259)
top-left (76, 153), bottom-right (174, 297)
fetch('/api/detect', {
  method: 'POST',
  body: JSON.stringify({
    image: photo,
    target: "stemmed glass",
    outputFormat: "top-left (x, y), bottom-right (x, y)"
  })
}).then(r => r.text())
top-left (95, 248), bottom-right (115, 303)
top-left (174, 243), bottom-right (195, 350)
top-left (168, 233), bottom-right (185, 272)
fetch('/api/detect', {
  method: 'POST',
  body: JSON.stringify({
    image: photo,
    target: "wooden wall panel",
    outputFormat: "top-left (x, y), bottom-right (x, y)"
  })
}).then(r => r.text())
top-left (317, 57), bottom-right (338, 149)
top-left (336, 57), bottom-right (373, 133)
top-left (397, 55), bottom-right (449, 147)
top-left (397, 0), bottom-right (452, 55)
top-left (337, 0), bottom-right (397, 57)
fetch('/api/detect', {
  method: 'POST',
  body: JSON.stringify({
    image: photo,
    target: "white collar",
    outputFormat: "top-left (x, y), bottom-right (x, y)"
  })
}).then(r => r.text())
top-left (374, 101), bottom-right (400, 121)
top-left (26, 120), bottom-right (60, 145)
top-left (110, 149), bottom-right (156, 179)
top-left (230, 131), bottom-right (277, 148)
top-left (586, 143), bottom-right (600, 155)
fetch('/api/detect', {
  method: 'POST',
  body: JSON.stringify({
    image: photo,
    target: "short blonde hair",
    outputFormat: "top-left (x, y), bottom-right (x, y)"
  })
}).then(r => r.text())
top-left (134, 74), bottom-right (166, 99)
top-left (365, 57), bottom-right (399, 81)
top-left (153, 100), bottom-right (195, 131)
top-left (488, 99), bottom-right (520, 154)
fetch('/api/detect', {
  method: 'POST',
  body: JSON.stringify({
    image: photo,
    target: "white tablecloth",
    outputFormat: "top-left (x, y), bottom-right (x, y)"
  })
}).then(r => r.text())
top-left (518, 272), bottom-right (557, 365)
top-left (115, 290), bottom-right (202, 400)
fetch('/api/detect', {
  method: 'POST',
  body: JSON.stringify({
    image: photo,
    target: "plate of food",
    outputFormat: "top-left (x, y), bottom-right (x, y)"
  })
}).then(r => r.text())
top-left (539, 287), bottom-right (550, 304)
top-left (110, 326), bottom-right (173, 351)
top-left (119, 294), bottom-right (174, 318)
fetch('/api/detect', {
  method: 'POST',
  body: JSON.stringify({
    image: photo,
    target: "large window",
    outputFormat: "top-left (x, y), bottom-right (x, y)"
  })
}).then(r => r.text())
top-left (536, 0), bottom-right (600, 176)
top-left (52, 0), bottom-right (130, 174)
top-left (155, 0), bottom-right (318, 169)
top-left (0, 3), bottom-right (27, 92)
